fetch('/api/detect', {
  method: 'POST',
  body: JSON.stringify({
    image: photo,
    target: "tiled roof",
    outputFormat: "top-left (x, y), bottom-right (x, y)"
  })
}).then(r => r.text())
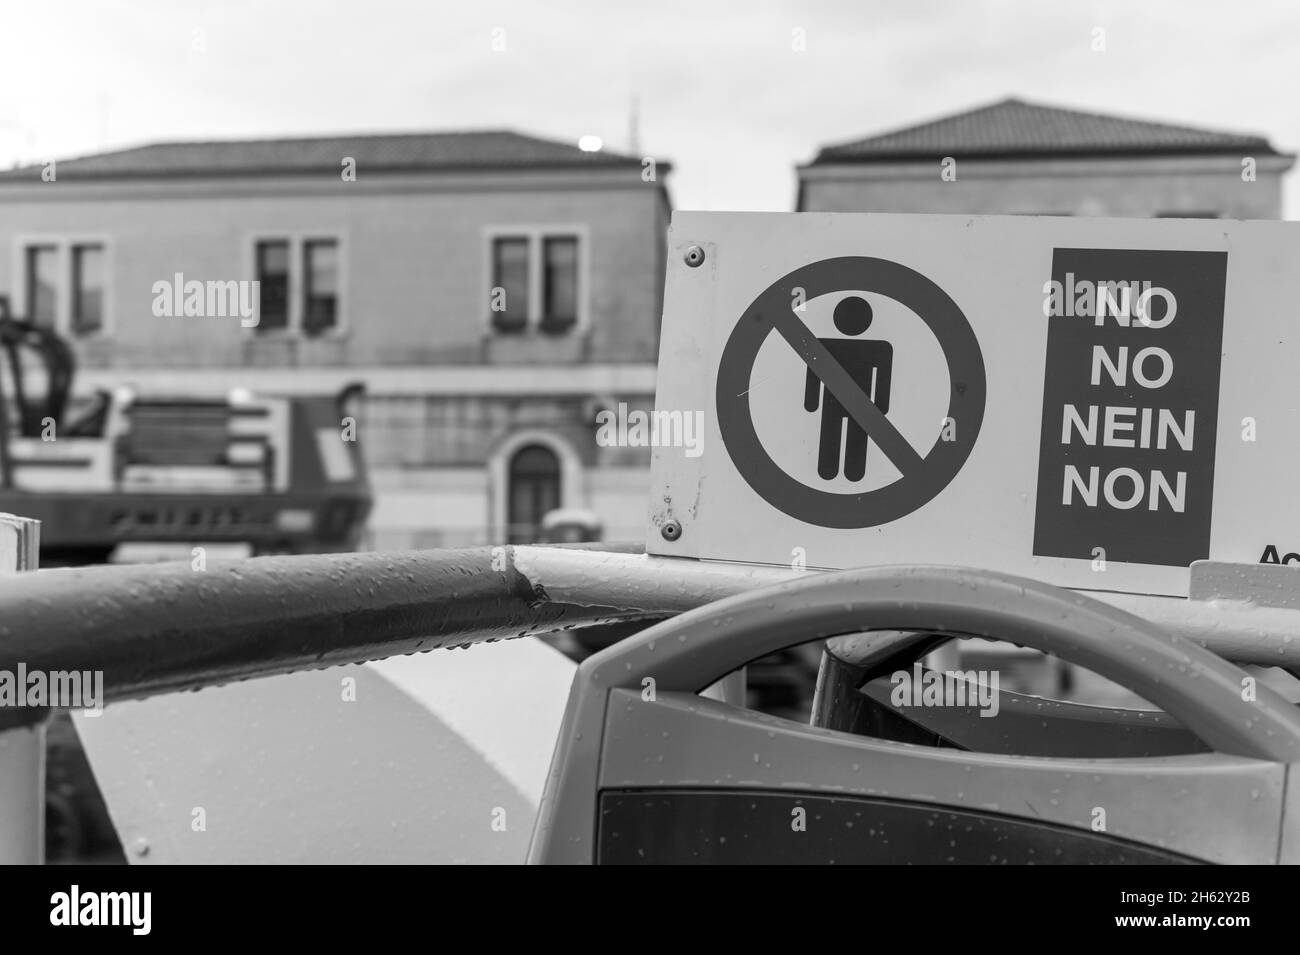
top-left (811, 98), bottom-right (1282, 164)
top-left (0, 130), bottom-right (654, 180)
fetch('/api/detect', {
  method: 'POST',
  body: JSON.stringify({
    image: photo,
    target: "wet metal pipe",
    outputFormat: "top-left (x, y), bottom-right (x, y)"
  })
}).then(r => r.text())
top-left (512, 549), bottom-right (1300, 670)
top-left (6, 544), bottom-right (1300, 727)
top-left (0, 546), bottom-right (663, 721)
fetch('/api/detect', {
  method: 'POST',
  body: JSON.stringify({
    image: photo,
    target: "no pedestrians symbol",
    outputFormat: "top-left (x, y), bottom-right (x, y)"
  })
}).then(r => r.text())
top-left (715, 256), bottom-right (986, 529)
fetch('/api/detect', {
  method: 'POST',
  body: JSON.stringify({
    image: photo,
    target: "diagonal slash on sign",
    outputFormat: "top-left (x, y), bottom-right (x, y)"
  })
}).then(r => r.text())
top-left (716, 256), bottom-right (985, 530)
top-left (767, 304), bottom-right (925, 477)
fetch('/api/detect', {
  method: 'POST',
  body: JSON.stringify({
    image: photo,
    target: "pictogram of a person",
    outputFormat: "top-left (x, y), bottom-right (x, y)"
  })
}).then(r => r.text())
top-left (803, 295), bottom-right (893, 481)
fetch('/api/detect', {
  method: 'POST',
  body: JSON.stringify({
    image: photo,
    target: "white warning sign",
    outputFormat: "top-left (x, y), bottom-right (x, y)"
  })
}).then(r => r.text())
top-left (646, 211), bottom-right (1300, 597)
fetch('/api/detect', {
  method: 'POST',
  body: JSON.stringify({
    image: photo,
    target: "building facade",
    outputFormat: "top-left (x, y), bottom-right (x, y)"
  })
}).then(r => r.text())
top-left (0, 131), bottom-right (671, 548)
top-left (798, 98), bottom-right (1293, 218)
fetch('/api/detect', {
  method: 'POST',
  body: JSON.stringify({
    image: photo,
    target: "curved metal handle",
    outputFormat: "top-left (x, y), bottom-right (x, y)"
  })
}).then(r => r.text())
top-left (587, 564), bottom-right (1300, 762)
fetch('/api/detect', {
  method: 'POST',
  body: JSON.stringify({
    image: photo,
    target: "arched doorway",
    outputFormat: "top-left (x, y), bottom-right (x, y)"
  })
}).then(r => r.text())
top-left (507, 444), bottom-right (561, 543)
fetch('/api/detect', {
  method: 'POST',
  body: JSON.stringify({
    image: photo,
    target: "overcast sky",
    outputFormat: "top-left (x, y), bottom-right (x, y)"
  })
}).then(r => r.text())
top-left (3, 0), bottom-right (1298, 215)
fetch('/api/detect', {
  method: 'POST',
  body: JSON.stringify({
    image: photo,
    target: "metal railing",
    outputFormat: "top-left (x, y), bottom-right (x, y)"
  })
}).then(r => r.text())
top-left (0, 545), bottom-right (670, 725)
top-left (7, 546), bottom-right (1300, 721)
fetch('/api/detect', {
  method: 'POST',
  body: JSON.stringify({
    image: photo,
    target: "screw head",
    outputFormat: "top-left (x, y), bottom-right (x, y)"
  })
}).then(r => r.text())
top-left (661, 519), bottom-right (682, 542)
top-left (684, 246), bottom-right (705, 268)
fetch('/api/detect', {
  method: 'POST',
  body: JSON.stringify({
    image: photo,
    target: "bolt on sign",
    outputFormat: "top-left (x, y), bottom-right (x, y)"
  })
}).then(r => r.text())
top-left (647, 212), bottom-right (1299, 597)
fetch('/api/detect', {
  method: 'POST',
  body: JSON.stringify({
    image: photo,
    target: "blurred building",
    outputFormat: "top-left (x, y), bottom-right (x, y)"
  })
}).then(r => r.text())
top-left (798, 97), bottom-right (1293, 217)
top-left (0, 131), bottom-right (671, 548)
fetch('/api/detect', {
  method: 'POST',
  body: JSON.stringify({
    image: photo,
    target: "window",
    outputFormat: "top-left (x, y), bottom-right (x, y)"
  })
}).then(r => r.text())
top-left (19, 240), bottom-right (108, 338)
top-left (303, 239), bottom-right (338, 336)
top-left (255, 240), bottom-right (290, 333)
top-left (252, 236), bottom-right (343, 337)
top-left (542, 237), bottom-right (578, 333)
top-left (71, 243), bottom-right (105, 336)
top-left (25, 245), bottom-right (58, 329)
top-left (507, 444), bottom-right (561, 543)
top-left (491, 237), bottom-right (530, 333)
top-left (487, 230), bottom-right (582, 335)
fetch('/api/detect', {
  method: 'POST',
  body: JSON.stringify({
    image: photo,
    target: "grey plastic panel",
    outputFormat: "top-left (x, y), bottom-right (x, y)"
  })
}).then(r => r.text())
top-left (599, 690), bottom-right (1283, 865)
top-left (582, 566), bottom-right (1300, 761)
top-left (528, 565), bottom-right (1300, 863)
top-left (596, 790), bottom-right (1201, 865)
